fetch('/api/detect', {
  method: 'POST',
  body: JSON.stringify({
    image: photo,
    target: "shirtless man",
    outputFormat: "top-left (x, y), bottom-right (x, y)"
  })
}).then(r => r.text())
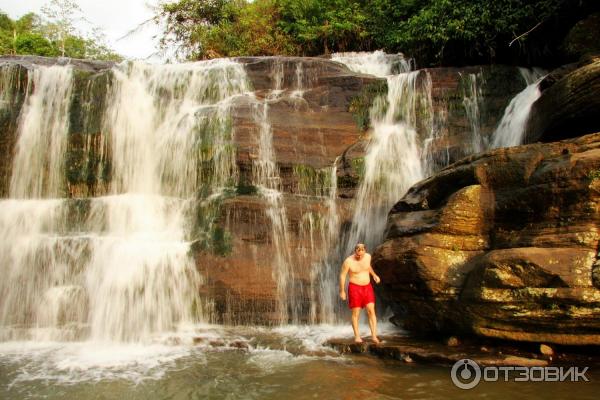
top-left (339, 243), bottom-right (381, 344)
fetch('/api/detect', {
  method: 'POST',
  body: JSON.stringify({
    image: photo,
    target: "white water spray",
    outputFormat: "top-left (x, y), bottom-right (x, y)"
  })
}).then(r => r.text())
top-left (10, 66), bottom-right (74, 199)
top-left (0, 60), bottom-right (252, 343)
top-left (462, 72), bottom-right (486, 153)
top-left (331, 50), bottom-right (412, 77)
top-left (491, 68), bottom-right (546, 148)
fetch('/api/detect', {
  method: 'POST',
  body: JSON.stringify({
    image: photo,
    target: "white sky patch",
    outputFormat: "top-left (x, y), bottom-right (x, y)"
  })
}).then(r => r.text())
top-left (0, 0), bottom-right (164, 60)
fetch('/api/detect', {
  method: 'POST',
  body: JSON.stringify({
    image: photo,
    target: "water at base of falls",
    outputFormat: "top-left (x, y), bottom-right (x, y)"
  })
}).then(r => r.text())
top-left (0, 322), bottom-right (399, 384)
top-left (1, 322), bottom-right (598, 399)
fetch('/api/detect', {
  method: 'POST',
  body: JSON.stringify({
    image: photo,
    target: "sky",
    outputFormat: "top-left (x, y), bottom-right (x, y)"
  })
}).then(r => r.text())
top-left (0, 0), bottom-right (164, 60)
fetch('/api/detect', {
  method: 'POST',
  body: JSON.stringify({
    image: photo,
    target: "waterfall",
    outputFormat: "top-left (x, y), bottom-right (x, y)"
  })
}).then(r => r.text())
top-left (331, 50), bottom-right (412, 76)
top-left (307, 158), bottom-right (341, 324)
top-left (0, 64), bottom-right (23, 113)
top-left (250, 60), bottom-right (300, 324)
top-left (461, 71), bottom-right (486, 153)
top-left (10, 66), bottom-right (74, 198)
top-left (332, 53), bottom-right (430, 254)
top-left (0, 60), bottom-right (252, 342)
top-left (291, 62), bottom-right (304, 100)
top-left (344, 72), bottom-right (427, 253)
top-left (0, 54), bottom-right (547, 339)
top-left (491, 68), bottom-right (546, 148)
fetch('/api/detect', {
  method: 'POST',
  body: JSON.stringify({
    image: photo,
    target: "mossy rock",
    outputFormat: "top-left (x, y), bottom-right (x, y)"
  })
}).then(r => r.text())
top-left (348, 80), bottom-right (388, 131)
top-left (562, 13), bottom-right (600, 60)
top-left (293, 164), bottom-right (332, 197)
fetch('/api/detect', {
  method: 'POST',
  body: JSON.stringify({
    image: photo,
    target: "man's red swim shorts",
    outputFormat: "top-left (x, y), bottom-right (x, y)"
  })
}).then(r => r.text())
top-left (347, 282), bottom-right (375, 309)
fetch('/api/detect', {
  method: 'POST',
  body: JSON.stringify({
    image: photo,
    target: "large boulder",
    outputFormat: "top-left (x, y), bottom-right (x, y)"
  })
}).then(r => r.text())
top-left (561, 13), bottom-right (600, 61)
top-left (373, 133), bottom-right (600, 345)
top-left (524, 57), bottom-right (600, 143)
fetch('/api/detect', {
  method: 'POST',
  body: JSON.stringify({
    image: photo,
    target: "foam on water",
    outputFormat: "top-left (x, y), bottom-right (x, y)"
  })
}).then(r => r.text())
top-left (0, 341), bottom-right (196, 385)
top-left (331, 50), bottom-right (412, 77)
top-left (0, 322), bottom-right (403, 385)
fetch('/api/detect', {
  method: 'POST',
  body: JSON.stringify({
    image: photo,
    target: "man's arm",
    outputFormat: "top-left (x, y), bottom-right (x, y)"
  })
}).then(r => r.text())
top-left (368, 261), bottom-right (381, 284)
top-left (339, 260), bottom-right (350, 300)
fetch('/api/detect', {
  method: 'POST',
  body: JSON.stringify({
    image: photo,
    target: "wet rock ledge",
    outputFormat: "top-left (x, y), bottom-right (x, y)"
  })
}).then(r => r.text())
top-left (327, 336), bottom-right (600, 367)
top-left (326, 335), bottom-right (554, 367)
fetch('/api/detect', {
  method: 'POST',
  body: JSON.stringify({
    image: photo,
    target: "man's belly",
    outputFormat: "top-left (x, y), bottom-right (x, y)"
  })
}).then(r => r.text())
top-left (349, 274), bottom-right (370, 285)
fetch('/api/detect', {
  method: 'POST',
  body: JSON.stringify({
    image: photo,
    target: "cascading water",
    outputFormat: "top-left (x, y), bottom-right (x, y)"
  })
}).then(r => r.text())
top-left (10, 66), bottom-right (74, 199)
top-left (250, 60), bottom-right (308, 324)
top-left (491, 68), bottom-right (546, 148)
top-left (0, 66), bottom-right (76, 341)
top-left (0, 60), bottom-right (252, 343)
top-left (304, 158), bottom-right (341, 325)
top-left (461, 71), bottom-right (487, 153)
top-left (332, 53), bottom-right (431, 254)
top-left (331, 50), bottom-right (412, 77)
top-left (345, 72), bottom-right (427, 252)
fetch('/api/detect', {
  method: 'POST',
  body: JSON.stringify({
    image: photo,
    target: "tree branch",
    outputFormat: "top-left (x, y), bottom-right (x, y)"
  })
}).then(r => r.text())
top-left (509, 21), bottom-right (543, 47)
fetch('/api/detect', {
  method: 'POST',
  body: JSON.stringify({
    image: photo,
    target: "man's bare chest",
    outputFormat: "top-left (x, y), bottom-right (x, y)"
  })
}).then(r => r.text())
top-left (349, 259), bottom-right (369, 273)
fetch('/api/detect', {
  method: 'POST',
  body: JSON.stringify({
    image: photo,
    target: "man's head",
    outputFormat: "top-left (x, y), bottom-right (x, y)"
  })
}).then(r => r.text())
top-left (354, 243), bottom-right (366, 259)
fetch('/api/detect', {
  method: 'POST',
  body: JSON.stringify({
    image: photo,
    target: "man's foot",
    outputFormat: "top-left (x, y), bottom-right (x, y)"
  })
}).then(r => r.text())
top-left (372, 336), bottom-right (381, 344)
top-left (354, 337), bottom-right (363, 343)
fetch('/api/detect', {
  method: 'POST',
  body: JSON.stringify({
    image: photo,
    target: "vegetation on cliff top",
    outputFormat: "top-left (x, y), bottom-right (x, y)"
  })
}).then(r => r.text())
top-left (0, 0), bottom-right (121, 61)
top-left (156, 0), bottom-right (597, 67)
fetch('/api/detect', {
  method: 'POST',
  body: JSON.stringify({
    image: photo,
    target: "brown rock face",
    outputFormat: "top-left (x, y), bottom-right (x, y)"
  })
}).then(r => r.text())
top-left (233, 56), bottom-right (380, 170)
top-left (373, 133), bottom-right (600, 345)
top-left (195, 194), bottom-right (354, 325)
top-left (525, 58), bottom-right (600, 143)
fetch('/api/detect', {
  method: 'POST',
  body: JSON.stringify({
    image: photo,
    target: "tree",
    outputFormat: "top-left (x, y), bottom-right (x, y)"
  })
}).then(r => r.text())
top-left (41, 0), bottom-right (82, 57)
top-left (0, 12), bottom-right (14, 54)
top-left (153, 0), bottom-right (597, 66)
top-left (0, 5), bottom-right (122, 60)
top-left (277, 0), bottom-right (370, 55)
top-left (157, 0), bottom-right (296, 59)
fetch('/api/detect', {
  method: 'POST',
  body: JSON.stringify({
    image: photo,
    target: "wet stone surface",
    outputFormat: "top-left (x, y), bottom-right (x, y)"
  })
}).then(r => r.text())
top-left (327, 335), bottom-right (600, 367)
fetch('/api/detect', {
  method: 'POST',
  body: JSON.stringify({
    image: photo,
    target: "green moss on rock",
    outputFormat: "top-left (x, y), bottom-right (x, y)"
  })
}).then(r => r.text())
top-left (348, 80), bottom-right (388, 131)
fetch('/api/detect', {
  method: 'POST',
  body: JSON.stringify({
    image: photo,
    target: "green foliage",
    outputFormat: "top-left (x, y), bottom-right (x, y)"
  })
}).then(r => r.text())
top-left (190, 201), bottom-right (234, 258)
top-left (159, 0), bottom-right (297, 59)
top-left (351, 157), bottom-right (365, 179)
top-left (374, 0), bottom-right (595, 66)
top-left (211, 226), bottom-right (233, 256)
top-left (293, 164), bottom-right (332, 196)
top-left (0, 7), bottom-right (122, 61)
top-left (14, 32), bottom-right (57, 56)
top-left (277, 0), bottom-right (370, 55)
top-left (236, 182), bottom-right (258, 195)
top-left (156, 0), bottom-right (593, 66)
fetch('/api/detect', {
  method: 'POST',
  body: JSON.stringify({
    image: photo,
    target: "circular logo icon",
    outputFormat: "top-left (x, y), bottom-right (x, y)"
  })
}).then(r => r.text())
top-left (451, 358), bottom-right (481, 389)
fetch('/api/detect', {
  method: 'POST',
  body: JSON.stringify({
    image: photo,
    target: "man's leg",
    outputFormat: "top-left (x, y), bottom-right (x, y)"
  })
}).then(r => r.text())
top-left (351, 307), bottom-right (362, 343)
top-left (366, 303), bottom-right (379, 343)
